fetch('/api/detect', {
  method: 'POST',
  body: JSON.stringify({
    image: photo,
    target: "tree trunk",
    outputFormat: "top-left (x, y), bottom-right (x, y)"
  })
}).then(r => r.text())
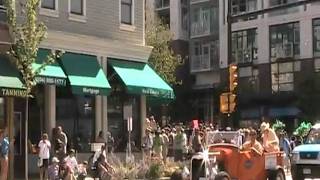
top-left (7, 97), bottom-right (14, 179)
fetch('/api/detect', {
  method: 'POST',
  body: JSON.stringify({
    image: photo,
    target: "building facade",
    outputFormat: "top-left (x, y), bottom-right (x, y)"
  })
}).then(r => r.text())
top-left (219, 0), bottom-right (320, 129)
top-left (0, 0), bottom-right (174, 176)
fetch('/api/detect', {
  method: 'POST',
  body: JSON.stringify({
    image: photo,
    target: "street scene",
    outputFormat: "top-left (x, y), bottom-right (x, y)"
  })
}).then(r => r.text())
top-left (1, 0), bottom-right (320, 179)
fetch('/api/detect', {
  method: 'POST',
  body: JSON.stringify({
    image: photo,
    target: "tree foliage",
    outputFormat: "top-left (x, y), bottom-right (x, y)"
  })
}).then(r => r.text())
top-left (146, 11), bottom-right (182, 85)
top-left (294, 121), bottom-right (312, 138)
top-left (4, 0), bottom-right (62, 95)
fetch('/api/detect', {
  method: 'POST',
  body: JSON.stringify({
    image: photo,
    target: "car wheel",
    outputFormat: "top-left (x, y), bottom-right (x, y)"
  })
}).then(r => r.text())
top-left (214, 171), bottom-right (231, 180)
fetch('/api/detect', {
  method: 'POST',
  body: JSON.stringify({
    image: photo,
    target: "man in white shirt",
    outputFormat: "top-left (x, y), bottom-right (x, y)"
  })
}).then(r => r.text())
top-left (38, 133), bottom-right (51, 180)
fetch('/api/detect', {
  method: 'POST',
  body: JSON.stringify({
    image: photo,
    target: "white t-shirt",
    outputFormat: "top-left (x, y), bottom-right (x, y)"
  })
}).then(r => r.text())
top-left (65, 156), bottom-right (78, 172)
top-left (38, 140), bottom-right (51, 159)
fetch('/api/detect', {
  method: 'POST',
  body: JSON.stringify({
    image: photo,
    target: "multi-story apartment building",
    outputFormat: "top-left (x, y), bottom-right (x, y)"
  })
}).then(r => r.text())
top-left (189, 0), bottom-right (220, 122)
top-left (219, 0), bottom-right (320, 129)
top-left (0, 0), bottom-right (174, 176)
top-left (146, 0), bottom-right (192, 121)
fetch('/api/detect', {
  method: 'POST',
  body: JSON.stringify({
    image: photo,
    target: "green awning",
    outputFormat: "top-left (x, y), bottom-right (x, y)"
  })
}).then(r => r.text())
top-left (108, 59), bottom-right (174, 99)
top-left (60, 53), bottom-right (111, 96)
top-left (32, 49), bottom-right (67, 86)
top-left (0, 56), bottom-right (27, 97)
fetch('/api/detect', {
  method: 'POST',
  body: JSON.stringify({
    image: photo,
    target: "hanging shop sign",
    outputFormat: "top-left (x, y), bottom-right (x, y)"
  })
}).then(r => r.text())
top-left (0, 88), bottom-right (27, 97)
top-left (35, 76), bottom-right (67, 86)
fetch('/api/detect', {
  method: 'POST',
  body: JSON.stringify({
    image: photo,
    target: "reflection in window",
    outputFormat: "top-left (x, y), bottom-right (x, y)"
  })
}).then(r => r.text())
top-left (56, 96), bottom-right (95, 153)
top-left (121, 0), bottom-right (133, 25)
top-left (191, 6), bottom-right (218, 37)
top-left (156, 0), bottom-right (170, 9)
top-left (41, 0), bottom-right (55, 10)
top-left (0, 0), bottom-right (4, 7)
top-left (191, 41), bottom-right (219, 72)
top-left (271, 62), bottom-right (297, 92)
top-left (313, 19), bottom-right (320, 57)
top-left (231, 0), bottom-right (257, 21)
top-left (71, 0), bottom-right (84, 15)
top-left (232, 29), bottom-right (258, 64)
top-left (270, 22), bottom-right (300, 62)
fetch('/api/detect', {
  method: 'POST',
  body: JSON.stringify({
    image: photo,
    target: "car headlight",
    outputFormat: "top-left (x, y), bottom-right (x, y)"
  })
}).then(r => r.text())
top-left (292, 152), bottom-right (299, 163)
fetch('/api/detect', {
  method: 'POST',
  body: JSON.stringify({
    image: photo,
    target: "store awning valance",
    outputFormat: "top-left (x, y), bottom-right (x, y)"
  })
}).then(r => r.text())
top-left (0, 56), bottom-right (27, 97)
top-left (60, 53), bottom-right (110, 96)
top-left (33, 49), bottom-right (67, 86)
top-left (108, 59), bottom-right (175, 99)
top-left (268, 107), bottom-right (301, 117)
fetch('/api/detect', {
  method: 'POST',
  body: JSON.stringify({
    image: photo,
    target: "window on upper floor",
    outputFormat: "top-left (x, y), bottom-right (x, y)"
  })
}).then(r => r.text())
top-left (41, 0), bottom-right (56, 10)
top-left (313, 19), bottom-right (320, 57)
top-left (231, 0), bottom-right (257, 15)
top-left (70, 0), bottom-right (84, 15)
top-left (156, 0), bottom-right (170, 9)
top-left (121, 0), bottom-right (133, 25)
top-left (269, 0), bottom-right (296, 6)
top-left (0, 0), bottom-right (4, 8)
top-left (181, 4), bottom-right (188, 31)
top-left (271, 62), bottom-right (296, 92)
top-left (232, 29), bottom-right (258, 64)
top-left (191, 6), bottom-right (218, 37)
top-left (190, 40), bottom-right (219, 73)
top-left (270, 22), bottom-right (300, 62)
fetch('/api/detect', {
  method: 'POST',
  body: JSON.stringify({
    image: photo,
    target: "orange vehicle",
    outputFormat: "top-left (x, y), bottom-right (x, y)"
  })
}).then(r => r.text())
top-left (190, 131), bottom-right (286, 180)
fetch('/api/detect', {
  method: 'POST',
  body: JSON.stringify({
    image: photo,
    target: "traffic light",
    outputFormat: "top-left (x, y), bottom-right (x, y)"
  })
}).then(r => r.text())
top-left (220, 93), bottom-right (229, 114)
top-left (220, 92), bottom-right (236, 114)
top-left (229, 63), bottom-right (238, 92)
top-left (228, 93), bottom-right (236, 113)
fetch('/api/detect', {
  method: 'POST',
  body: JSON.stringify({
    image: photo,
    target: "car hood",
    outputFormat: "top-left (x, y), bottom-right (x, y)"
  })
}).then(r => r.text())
top-left (293, 144), bottom-right (320, 152)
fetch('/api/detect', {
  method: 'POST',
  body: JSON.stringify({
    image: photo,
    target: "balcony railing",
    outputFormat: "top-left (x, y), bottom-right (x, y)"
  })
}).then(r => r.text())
top-left (190, 54), bottom-right (212, 72)
top-left (191, 21), bottom-right (211, 37)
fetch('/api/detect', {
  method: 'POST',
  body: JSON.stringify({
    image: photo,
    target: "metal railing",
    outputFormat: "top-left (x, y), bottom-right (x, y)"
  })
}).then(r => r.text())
top-left (191, 21), bottom-right (211, 37)
top-left (190, 54), bottom-right (212, 72)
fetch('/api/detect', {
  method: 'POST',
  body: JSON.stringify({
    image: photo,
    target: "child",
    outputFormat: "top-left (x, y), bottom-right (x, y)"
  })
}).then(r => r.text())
top-left (77, 161), bottom-right (88, 180)
top-left (48, 157), bottom-right (60, 180)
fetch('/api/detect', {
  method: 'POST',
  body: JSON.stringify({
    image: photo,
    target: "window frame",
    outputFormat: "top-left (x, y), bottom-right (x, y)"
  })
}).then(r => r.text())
top-left (313, 19), bottom-right (320, 58)
top-left (271, 62), bottom-right (297, 92)
top-left (119, 0), bottom-right (135, 31)
top-left (231, 0), bottom-right (257, 15)
top-left (269, 22), bottom-right (300, 62)
top-left (190, 6), bottom-right (213, 37)
top-left (0, 0), bottom-right (5, 9)
top-left (232, 28), bottom-right (258, 64)
top-left (40, 0), bottom-right (59, 18)
top-left (68, 0), bottom-right (87, 23)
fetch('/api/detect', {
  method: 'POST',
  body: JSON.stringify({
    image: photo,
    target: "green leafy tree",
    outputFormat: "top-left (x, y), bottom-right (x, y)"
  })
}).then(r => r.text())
top-left (294, 121), bottom-right (312, 138)
top-left (3, 1), bottom-right (61, 179)
top-left (4, 0), bottom-right (61, 95)
top-left (272, 119), bottom-right (286, 133)
top-left (146, 11), bottom-right (182, 85)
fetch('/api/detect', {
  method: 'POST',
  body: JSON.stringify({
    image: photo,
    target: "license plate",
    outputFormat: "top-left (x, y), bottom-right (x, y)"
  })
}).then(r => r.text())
top-left (303, 168), bottom-right (311, 174)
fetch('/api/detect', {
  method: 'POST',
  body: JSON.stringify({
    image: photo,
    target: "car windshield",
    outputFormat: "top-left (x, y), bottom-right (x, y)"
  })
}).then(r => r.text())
top-left (305, 128), bottom-right (320, 144)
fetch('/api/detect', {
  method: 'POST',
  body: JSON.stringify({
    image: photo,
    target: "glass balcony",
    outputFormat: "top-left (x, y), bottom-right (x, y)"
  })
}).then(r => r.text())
top-left (191, 21), bottom-right (211, 37)
top-left (190, 54), bottom-right (212, 73)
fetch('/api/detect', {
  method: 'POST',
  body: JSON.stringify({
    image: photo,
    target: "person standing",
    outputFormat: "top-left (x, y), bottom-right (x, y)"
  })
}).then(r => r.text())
top-left (55, 126), bottom-right (68, 155)
top-left (260, 122), bottom-right (279, 152)
top-left (191, 129), bottom-right (203, 153)
top-left (142, 128), bottom-right (153, 160)
top-left (0, 130), bottom-right (9, 180)
top-left (162, 129), bottom-right (169, 163)
top-left (173, 126), bottom-right (186, 161)
top-left (38, 133), bottom-right (51, 180)
top-left (153, 130), bottom-right (163, 160)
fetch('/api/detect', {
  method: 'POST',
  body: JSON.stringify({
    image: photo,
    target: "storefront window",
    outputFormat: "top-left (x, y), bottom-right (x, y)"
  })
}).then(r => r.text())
top-left (271, 62), bottom-right (299, 92)
top-left (56, 88), bottom-right (95, 153)
top-left (107, 94), bottom-right (141, 152)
